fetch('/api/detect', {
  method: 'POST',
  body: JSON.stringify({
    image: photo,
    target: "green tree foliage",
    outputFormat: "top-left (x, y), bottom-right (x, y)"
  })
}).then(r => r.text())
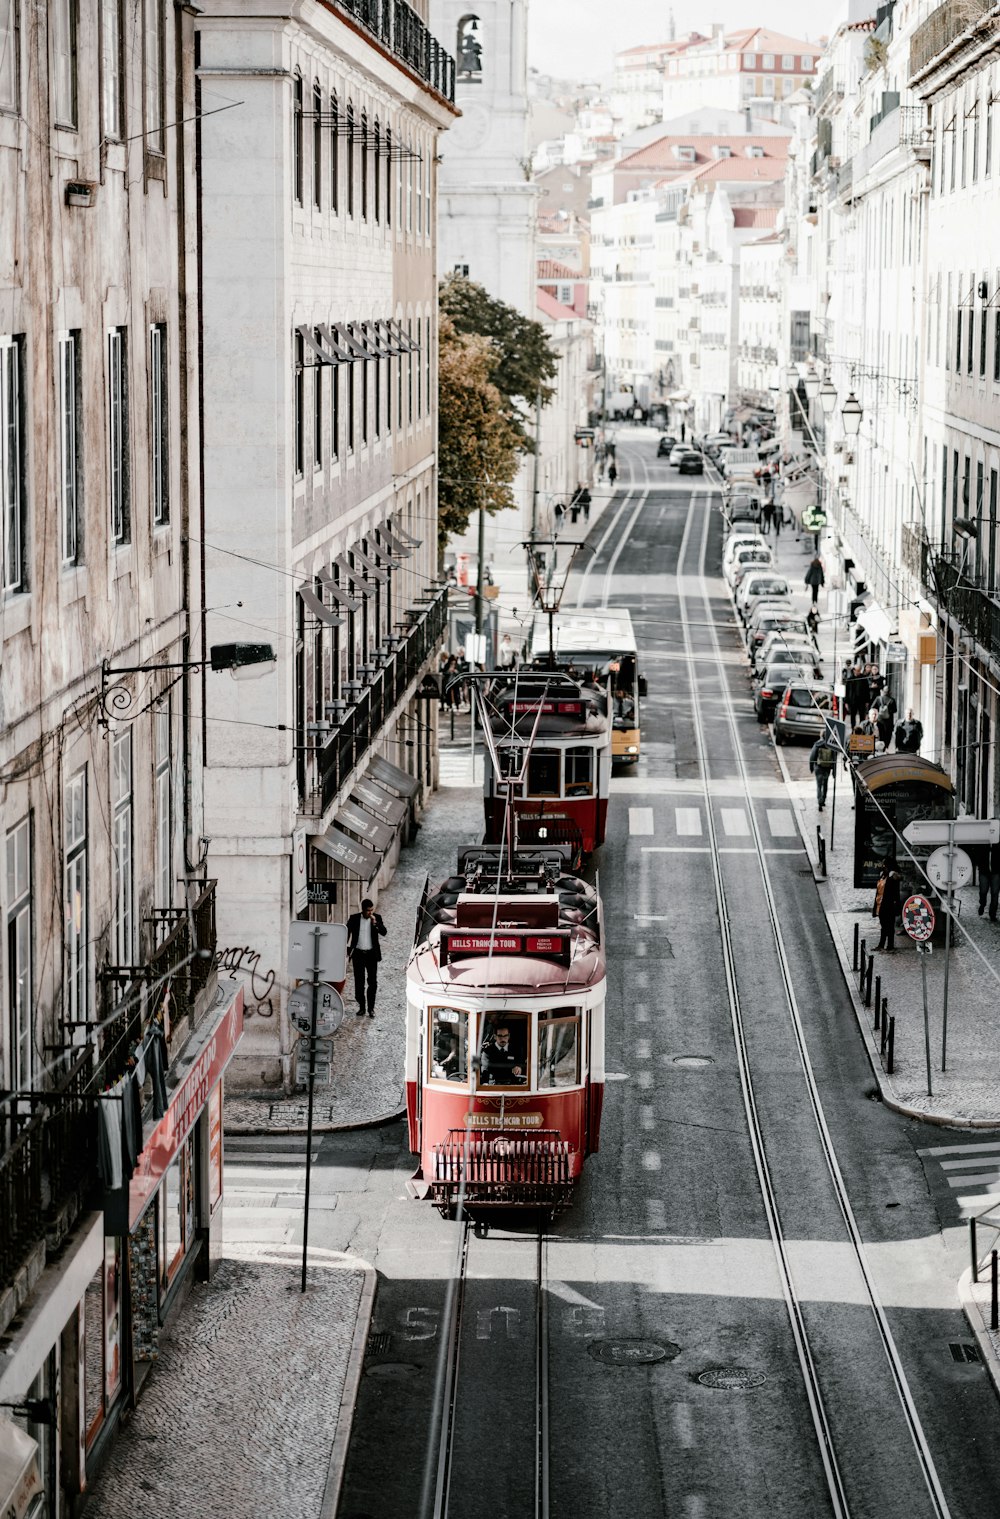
top-left (439, 273), bottom-right (558, 451)
top-left (437, 315), bottom-right (522, 553)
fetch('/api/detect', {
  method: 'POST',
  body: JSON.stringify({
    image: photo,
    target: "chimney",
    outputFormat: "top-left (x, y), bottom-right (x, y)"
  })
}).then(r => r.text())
top-left (712, 22), bottom-right (724, 49)
top-left (745, 105), bottom-right (752, 133)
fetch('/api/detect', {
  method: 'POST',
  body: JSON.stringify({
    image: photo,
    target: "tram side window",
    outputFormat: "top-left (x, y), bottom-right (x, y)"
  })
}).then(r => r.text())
top-left (538, 1011), bottom-right (581, 1088)
top-left (564, 746), bottom-right (593, 797)
top-left (526, 750), bottom-right (560, 797)
top-left (431, 1007), bottom-right (469, 1082)
top-left (478, 1012), bottom-right (529, 1088)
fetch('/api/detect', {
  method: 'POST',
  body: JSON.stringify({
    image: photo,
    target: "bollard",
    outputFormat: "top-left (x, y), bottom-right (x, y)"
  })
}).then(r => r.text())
top-left (853, 922), bottom-right (860, 972)
top-left (860, 940), bottom-right (868, 988)
top-left (971, 1218), bottom-right (979, 1284)
top-left (874, 975), bottom-right (882, 1029)
top-left (881, 995), bottom-right (888, 1032)
top-left (818, 835), bottom-right (827, 877)
top-left (864, 957), bottom-right (873, 1008)
top-left (993, 1251), bottom-right (999, 1332)
top-left (887, 1015), bottom-right (895, 1074)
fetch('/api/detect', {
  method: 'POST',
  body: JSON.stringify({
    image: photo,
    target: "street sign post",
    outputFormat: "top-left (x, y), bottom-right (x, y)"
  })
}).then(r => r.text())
top-left (926, 845), bottom-right (973, 891)
top-left (288, 983), bottom-right (344, 1039)
top-left (917, 941), bottom-right (934, 1097)
top-left (287, 922), bottom-right (347, 982)
top-left (902, 895), bottom-right (937, 1096)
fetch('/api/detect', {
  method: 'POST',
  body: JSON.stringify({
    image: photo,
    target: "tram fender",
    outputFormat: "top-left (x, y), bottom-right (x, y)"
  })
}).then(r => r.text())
top-left (587, 1080), bottom-right (604, 1154)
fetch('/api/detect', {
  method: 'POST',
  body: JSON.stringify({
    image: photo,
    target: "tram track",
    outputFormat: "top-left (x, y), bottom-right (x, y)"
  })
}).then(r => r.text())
top-left (574, 448), bottom-right (655, 610)
top-left (664, 453), bottom-right (953, 1519)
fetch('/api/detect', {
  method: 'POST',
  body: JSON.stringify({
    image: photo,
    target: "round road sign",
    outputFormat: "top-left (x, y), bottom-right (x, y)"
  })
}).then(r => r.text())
top-left (925, 845), bottom-right (973, 891)
top-left (288, 983), bottom-right (345, 1037)
top-left (902, 894), bottom-right (936, 942)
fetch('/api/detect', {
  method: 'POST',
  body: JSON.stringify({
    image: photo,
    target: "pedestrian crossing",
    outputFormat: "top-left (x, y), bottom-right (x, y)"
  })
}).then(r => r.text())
top-left (629, 803), bottom-right (802, 853)
top-left (918, 1138), bottom-right (1000, 1216)
top-left (223, 1134), bottom-right (315, 1246)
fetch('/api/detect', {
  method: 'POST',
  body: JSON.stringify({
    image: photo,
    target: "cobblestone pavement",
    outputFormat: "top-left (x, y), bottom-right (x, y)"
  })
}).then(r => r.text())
top-left (225, 767), bottom-right (483, 1135)
top-left (83, 1249), bottom-right (368, 1519)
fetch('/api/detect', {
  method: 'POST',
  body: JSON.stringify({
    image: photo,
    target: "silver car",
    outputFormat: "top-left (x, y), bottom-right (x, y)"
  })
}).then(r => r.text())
top-left (773, 682), bottom-right (841, 744)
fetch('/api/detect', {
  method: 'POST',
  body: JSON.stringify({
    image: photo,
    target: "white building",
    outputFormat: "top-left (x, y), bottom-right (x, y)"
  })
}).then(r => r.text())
top-left (662, 26), bottom-right (822, 121)
top-left (737, 230), bottom-right (784, 404)
top-left (611, 36), bottom-right (705, 135)
top-left (196, 1), bottom-right (456, 1088)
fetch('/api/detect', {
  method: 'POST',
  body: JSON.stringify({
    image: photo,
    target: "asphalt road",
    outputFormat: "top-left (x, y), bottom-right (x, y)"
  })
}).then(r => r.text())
top-left (334, 439), bottom-right (1000, 1519)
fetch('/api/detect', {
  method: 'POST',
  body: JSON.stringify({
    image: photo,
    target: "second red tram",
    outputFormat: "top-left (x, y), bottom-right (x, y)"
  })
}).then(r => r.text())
top-left (405, 843), bottom-right (606, 1213)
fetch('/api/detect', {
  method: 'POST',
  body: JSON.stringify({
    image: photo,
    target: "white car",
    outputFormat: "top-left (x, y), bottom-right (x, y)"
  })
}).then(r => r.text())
top-left (724, 532), bottom-right (768, 566)
top-left (736, 574), bottom-right (791, 621)
top-left (725, 546), bottom-right (774, 589)
top-left (755, 633), bottom-right (821, 672)
top-left (668, 443), bottom-right (688, 466)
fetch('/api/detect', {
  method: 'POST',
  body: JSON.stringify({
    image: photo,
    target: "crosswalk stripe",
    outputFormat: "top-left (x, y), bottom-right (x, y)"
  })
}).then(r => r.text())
top-left (941, 1155), bottom-right (1000, 1171)
top-left (629, 807), bottom-right (655, 835)
top-left (919, 1141), bottom-right (1000, 1157)
top-left (944, 1172), bottom-right (1000, 1189)
top-left (721, 809), bottom-right (749, 836)
top-left (767, 808), bottom-right (796, 837)
top-left (676, 807), bottom-right (702, 836)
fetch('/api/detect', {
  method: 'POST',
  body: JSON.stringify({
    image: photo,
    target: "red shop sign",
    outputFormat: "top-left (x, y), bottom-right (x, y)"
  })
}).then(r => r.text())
top-left (129, 986), bottom-right (244, 1227)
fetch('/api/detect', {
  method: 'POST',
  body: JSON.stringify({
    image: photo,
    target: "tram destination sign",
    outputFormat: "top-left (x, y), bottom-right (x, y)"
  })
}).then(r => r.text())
top-left (507, 700), bottom-right (583, 716)
top-left (441, 929), bottom-right (571, 965)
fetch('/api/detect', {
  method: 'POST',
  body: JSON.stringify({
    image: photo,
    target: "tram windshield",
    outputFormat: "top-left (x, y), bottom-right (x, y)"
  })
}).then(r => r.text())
top-left (478, 1013), bottom-right (529, 1088)
top-left (537, 1011), bottom-right (580, 1088)
top-left (430, 1007), bottom-right (469, 1082)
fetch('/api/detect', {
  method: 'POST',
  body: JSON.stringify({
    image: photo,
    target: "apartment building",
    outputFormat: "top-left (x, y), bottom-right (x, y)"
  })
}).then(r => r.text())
top-left (662, 26), bottom-right (823, 120)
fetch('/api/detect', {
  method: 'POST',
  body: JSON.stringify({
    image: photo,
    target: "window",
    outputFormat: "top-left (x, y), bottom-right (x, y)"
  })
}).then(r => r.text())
top-left (416, 314), bottom-right (422, 418)
top-left (430, 1006), bottom-right (468, 1083)
top-left (100, 0), bottom-right (122, 137)
top-left (396, 324), bottom-right (403, 426)
top-left (406, 149), bottom-right (412, 231)
top-left (374, 118), bottom-right (381, 223)
top-left (801, 56), bottom-right (814, 71)
top-left (150, 323), bottom-right (168, 525)
top-left (396, 139), bottom-right (403, 225)
top-left (2, 335), bottom-right (26, 591)
top-left (478, 1012), bottom-right (528, 1089)
top-left (361, 328), bottom-right (369, 446)
top-left (564, 747), bottom-right (593, 796)
top-left (762, 54), bottom-right (775, 69)
top-left (987, 93), bottom-right (994, 177)
top-left (973, 100), bottom-right (980, 180)
top-left (346, 102), bottom-right (355, 216)
top-left (407, 320), bottom-right (413, 422)
top-left (416, 153), bottom-right (422, 235)
top-left (294, 330), bottom-right (304, 475)
top-left (331, 358), bottom-right (340, 460)
top-left (329, 91), bottom-right (339, 211)
top-left (962, 115), bottom-right (967, 188)
top-left (989, 468), bottom-right (998, 592)
top-left (111, 732), bottom-right (133, 965)
top-left (52, 0), bottom-right (77, 127)
top-left (144, 0), bottom-right (164, 153)
top-left (538, 1011), bottom-right (580, 1089)
top-left (0, 0), bottom-right (19, 111)
top-left (968, 281), bottom-right (975, 373)
top-left (951, 117), bottom-right (957, 190)
top-left (781, 54), bottom-right (794, 70)
top-left (981, 292), bottom-right (989, 378)
top-left (64, 769), bottom-right (88, 1026)
top-left (361, 110), bottom-right (369, 220)
top-left (425, 316), bottom-right (431, 420)
top-left (108, 328), bottom-right (130, 544)
top-left (956, 306), bottom-right (963, 371)
top-left (6, 816), bottom-right (33, 1090)
top-left (526, 750), bottom-right (559, 797)
top-left (313, 332), bottom-right (323, 468)
top-left (743, 52), bottom-right (757, 68)
top-left (155, 709), bottom-right (171, 911)
top-left (59, 332), bottom-right (82, 563)
top-left (374, 337), bottom-right (381, 440)
top-left (385, 126), bottom-right (392, 225)
top-left (293, 73), bottom-right (303, 204)
top-left (313, 82), bottom-right (322, 209)
top-left (347, 340), bottom-right (355, 453)
top-left (995, 304), bottom-right (1000, 382)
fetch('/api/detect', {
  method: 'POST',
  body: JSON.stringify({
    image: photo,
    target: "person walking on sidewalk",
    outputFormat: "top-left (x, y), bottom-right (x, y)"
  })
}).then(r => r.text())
top-left (894, 708), bottom-right (923, 753)
top-left (809, 734), bottom-right (837, 811)
top-left (607, 461), bottom-right (618, 488)
top-left (872, 859), bottom-right (902, 951)
top-left (875, 690), bottom-right (897, 752)
top-left (805, 556), bottom-right (825, 606)
top-left (974, 841), bottom-right (1000, 920)
top-left (346, 899), bottom-right (387, 1016)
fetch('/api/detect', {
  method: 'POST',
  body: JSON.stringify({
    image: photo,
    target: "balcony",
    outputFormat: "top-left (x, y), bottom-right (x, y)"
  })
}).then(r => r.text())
top-left (910, 0), bottom-right (994, 81)
top-left (304, 587), bottom-right (448, 817)
top-left (332, 0), bottom-right (455, 101)
top-left (931, 553), bottom-right (1000, 656)
top-left (815, 70), bottom-right (844, 113)
top-left (901, 522), bottom-right (929, 582)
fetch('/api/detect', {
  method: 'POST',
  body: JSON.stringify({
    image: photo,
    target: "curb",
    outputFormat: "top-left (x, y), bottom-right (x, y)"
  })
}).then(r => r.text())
top-left (226, 1104), bottom-right (407, 1138)
top-left (958, 1266), bottom-right (1000, 1407)
top-left (319, 1259), bottom-right (378, 1519)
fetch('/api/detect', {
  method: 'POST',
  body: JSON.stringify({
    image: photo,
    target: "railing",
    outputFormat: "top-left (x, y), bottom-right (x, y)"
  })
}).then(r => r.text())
top-left (304, 587), bottom-right (448, 817)
top-left (931, 553), bottom-right (1000, 655)
top-left (900, 521), bottom-right (928, 582)
top-left (910, 0), bottom-right (994, 78)
top-left (331, 0), bottom-right (455, 101)
top-left (815, 70), bottom-right (844, 111)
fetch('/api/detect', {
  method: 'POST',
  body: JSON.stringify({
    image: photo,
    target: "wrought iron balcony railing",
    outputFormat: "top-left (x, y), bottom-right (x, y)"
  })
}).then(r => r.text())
top-left (332, 0), bottom-right (455, 101)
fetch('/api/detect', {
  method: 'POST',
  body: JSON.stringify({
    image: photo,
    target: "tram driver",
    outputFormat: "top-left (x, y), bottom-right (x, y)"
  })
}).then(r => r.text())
top-left (480, 1021), bottom-right (526, 1086)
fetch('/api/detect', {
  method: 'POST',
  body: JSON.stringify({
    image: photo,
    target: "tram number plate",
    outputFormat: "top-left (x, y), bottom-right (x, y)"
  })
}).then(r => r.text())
top-left (465, 1112), bottom-right (543, 1128)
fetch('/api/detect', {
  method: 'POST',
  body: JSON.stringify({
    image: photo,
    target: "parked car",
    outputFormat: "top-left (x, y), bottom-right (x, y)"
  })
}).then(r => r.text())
top-left (678, 450), bottom-right (704, 475)
top-left (736, 574), bottom-right (791, 621)
top-left (773, 682), bottom-right (840, 744)
top-left (727, 548), bottom-right (775, 589)
top-left (656, 434), bottom-right (677, 458)
top-left (746, 611), bottom-right (812, 657)
top-left (755, 632), bottom-right (822, 674)
top-left (754, 664), bottom-right (815, 722)
top-left (724, 532), bottom-right (768, 567)
top-left (668, 443), bottom-right (689, 466)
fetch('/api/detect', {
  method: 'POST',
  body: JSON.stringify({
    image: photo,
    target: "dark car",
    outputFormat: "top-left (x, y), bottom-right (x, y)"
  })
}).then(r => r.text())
top-left (677, 450), bottom-right (704, 475)
top-left (754, 663), bottom-right (814, 722)
top-left (656, 435), bottom-right (677, 458)
top-left (773, 683), bottom-right (841, 744)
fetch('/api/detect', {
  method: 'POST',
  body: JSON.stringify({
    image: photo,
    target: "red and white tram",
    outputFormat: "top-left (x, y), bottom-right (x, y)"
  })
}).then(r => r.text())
top-left (405, 843), bottom-right (606, 1213)
top-left (482, 672), bottom-right (612, 867)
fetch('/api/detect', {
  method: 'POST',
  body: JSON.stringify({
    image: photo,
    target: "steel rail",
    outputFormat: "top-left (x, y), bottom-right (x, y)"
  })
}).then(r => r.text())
top-left (573, 450), bottom-right (639, 608)
top-left (690, 471), bottom-right (953, 1518)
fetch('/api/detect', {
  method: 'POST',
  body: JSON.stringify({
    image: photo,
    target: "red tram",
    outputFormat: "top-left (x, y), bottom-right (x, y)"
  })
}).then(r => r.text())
top-left (405, 843), bottom-right (606, 1214)
top-left (482, 672), bottom-right (612, 867)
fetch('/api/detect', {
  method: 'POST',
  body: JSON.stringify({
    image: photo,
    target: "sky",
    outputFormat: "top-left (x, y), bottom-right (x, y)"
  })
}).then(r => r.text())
top-left (527, 1), bottom-right (844, 81)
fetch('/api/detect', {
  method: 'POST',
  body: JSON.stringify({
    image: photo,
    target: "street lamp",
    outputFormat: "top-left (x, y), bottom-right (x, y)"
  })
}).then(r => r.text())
top-left (804, 365), bottom-right (821, 401)
top-left (818, 376), bottom-right (838, 416)
top-left (101, 641), bottom-right (277, 720)
top-left (841, 391), bottom-right (863, 437)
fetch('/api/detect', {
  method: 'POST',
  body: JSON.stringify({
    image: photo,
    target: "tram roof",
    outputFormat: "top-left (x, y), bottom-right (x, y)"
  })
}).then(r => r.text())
top-left (408, 931), bottom-right (606, 994)
top-left (529, 608), bottom-right (637, 659)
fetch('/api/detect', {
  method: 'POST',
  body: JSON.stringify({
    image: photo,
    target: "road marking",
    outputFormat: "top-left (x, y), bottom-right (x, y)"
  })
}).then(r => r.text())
top-left (629, 806), bottom-right (655, 835)
top-left (919, 1142), bottom-right (1000, 1157)
top-left (767, 808), bottom-right (797, 837)
top-left (635, 1004), bottom-right (649, 1022)
top-left (721, 808), bottom-right (749, 836)
top-left (676, 807), bottom-right (703, 836)
top-left (642, 1151), bottom-right (662, 1171)
top-left (636, 1040), bottom-right (651, 1060)
top-left (641, 1105), bottom-right (655, 1131)
top-left (642, 846), bottom-right (711, 854)
top-left (944, 1172), bottom-right (1000, 1188)
top-left (940, 1155), bottom-right (1000, 1171)
top-left (673, 1403), bottom-right (695, 1449)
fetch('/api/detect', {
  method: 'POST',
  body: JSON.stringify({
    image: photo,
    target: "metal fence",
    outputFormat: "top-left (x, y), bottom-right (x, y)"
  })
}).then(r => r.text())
top-left (910, 0), bottom-right (993, 78)
top-left (332, 0), bottom-right (455, 101)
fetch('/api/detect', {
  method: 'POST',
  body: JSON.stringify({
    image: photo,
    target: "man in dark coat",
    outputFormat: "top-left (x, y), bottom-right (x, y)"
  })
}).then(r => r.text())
top-left (873, 860), bottom-right (902, 951)
top-left (345, 898), bottom-right (387, 1016)
top-left (804, 556), bottom-right (825, 605)
top-left (480, 1023), bottom-right (525, 1085)
top-left (894, 708), bottom-right (923, 753)
top-left (975, 841), bottom-right (1000, 921)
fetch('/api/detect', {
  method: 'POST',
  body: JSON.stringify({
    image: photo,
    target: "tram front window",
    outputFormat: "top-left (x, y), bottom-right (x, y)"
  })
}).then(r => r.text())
top-left (526, 750), bottom-right (560, 797)
top-left (430, 1007), bottom-right (469, 1083)
top-left (538, 1011), bottom-right (581, 1088)
top-left (478, 1013), bottom-right (528, 1088)
top-left (564, 747), bottom-right (593, 797)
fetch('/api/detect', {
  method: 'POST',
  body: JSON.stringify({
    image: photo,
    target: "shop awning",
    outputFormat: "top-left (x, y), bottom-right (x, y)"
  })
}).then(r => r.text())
top-left (297, 325), bottom-right (336, 366)
top-left (319, 577), bottom-right (362, 613)
top-left (369, 754), bottom-right (420, 798)
top-left (351, 775), bottom-right (408, 825)
top-left (855, 755), bottom-right (954, 793)
top-left (379, 525), bottom-right (413, 558)
top-left (335, 556), bottom-right (378, 598)
top-left (391, 522), bottom-right (423, 548)
top-left (352, 546), bottom-right (396, 579)
top-left (317, 323), bottom-right (356, 364)
top-left (856, 601), bottom-right (893, 646)
top-left (298, 585), bottom-right (345, 628)
top-left (338, 797), bottom-right (396, 853)
top-left (314, 827), bottom-right (381, 880)
top-left (0, 1419), bottom-right (42, 1519)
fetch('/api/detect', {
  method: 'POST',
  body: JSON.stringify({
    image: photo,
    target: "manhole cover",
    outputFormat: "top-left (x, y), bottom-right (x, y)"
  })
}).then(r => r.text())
top-left (588, 1339), bottom-right (679, 1366)
top-left (365, 1362), bottom-right (420, 1379)
top-left (697, 1367), bottom-right (767, 1390)
top-left (366, 1331), bottom-right (392, 1356)
top-left (671, 1055), bottom-right (715, 1068)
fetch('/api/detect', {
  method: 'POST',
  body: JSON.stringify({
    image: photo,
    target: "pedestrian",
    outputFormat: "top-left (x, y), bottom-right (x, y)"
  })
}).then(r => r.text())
top-left (345, 898), bottom-right (387, 1016)
top-left (872, 859), bottom-right (902, 951)
top-left (867, 663), bottom-right (885, 707)
top-left (809, 733), bottom-right (837, 811)
top-left (859, 707), bottom-right (880, 749)
top-left (894, 707), bottom-right (922, 753)
top-left (875, 690), bottom-right (897, 752)
top-left (441, 653), bottom-right (460, 710)
top-left (846, 662), bottom-right (867, 728)
top-left (806, 606), bottom-right (820, 640)
top-left (772, 500), bottom-right (782, 538)
top-left (975, 841), bottom-right (1000, 920)
top-left (762, 499), bottom-right (775, 533)
top-left (608, 462), bottom-right (618, 487)
top-left (804, 555), bottom-right (825, 606)
top-left (497, 632), bottom-right (517, 669)
top-left (579, 487), bottom-right (592, 522)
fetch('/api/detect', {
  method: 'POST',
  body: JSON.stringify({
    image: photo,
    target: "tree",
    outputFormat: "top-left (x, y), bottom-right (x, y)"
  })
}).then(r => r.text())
top-left (439, 274), bottom-right (558, 451)
top-left (437, 315), bottom-right (522, 554)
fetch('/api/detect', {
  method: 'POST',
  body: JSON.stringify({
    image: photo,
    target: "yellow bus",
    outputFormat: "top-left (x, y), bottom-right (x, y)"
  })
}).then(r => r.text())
top-left (528, 608), bottom-right (643, 765)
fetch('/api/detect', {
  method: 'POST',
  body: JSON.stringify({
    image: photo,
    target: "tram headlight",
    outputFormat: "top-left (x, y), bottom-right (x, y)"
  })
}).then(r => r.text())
top-left (627, 745), bottom-right (638, 754)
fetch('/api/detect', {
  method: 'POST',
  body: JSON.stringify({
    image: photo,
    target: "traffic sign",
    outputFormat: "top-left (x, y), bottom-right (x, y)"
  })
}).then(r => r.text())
top-left (848, 731), bottom-right (876, 756)
top-left (902, 894), bottom-right (936, 941)
top-left (287, 983), bottom-right (345, 1038)
top-left (903, 818), bottom-right (1000, 846)
top-left (925, 845), bottom-right (973, 891)
top-left (295, 1035), bottom-right (333, 1086)
top-left (287, 922), bottom-right (348, 981)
